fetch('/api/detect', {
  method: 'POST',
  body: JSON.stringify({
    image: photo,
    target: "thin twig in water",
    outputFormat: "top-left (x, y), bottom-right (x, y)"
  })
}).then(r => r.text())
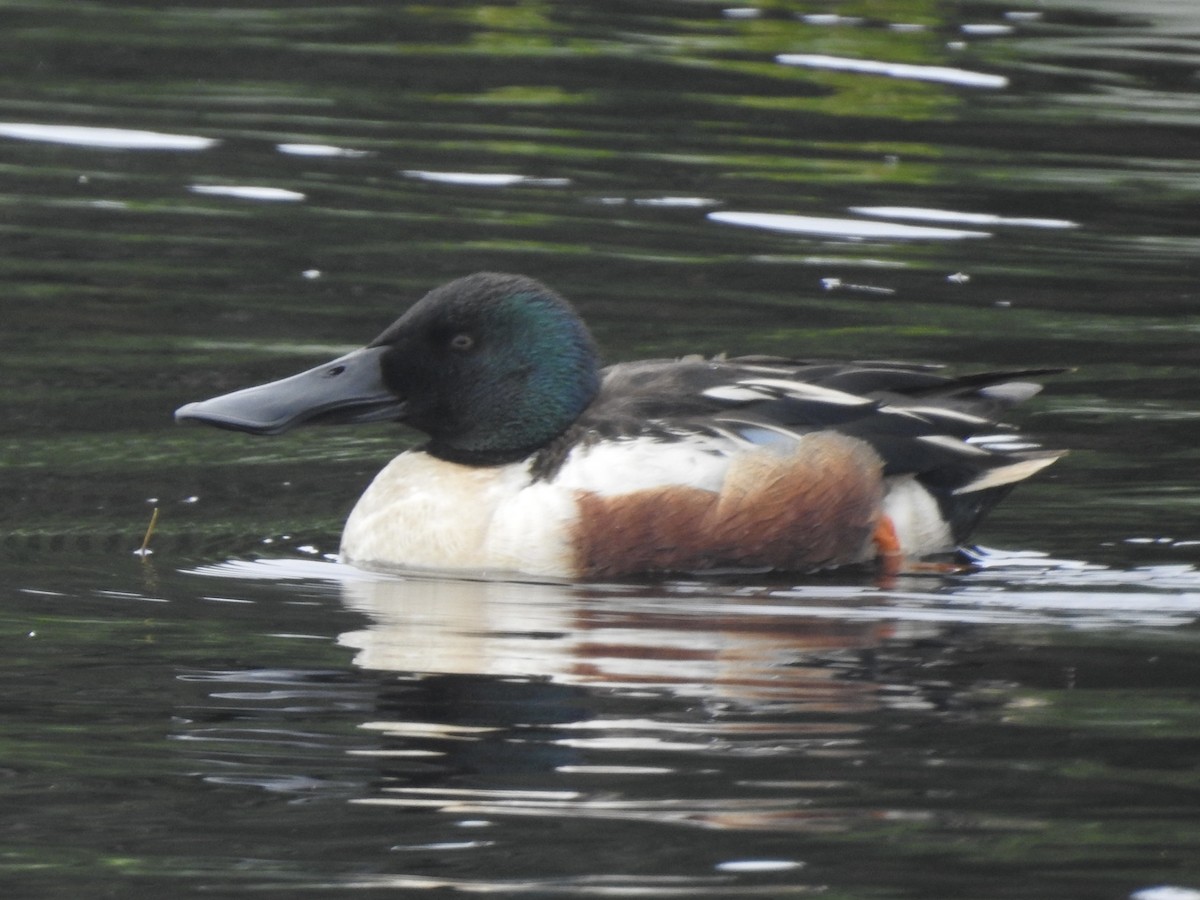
top-left (137, 507), bottom-right (160, 556)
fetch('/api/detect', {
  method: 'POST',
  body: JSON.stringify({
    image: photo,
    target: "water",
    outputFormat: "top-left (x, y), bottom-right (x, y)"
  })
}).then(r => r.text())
top-left (3, 1), bottom-right (1200, 897)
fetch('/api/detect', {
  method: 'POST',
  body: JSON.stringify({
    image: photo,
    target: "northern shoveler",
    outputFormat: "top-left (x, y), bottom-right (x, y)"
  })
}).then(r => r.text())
top-left (176, 272), bottom-right (1064, 579)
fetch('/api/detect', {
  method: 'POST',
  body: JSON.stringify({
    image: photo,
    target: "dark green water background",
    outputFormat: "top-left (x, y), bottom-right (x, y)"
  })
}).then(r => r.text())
top-left (2, 2), bottom-right (1200, 898)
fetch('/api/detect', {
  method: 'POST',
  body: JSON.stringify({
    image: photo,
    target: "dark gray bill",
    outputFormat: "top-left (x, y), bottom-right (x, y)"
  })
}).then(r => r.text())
top-left (175, 345), bottom-right (404, 435)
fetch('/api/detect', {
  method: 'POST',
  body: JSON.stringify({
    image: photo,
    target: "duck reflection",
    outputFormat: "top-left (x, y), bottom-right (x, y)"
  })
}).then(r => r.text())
top-left (180, 560), bottom-right (963, 836)
top-left (331, 570), bottom-right (950, 832)
top-left (337, 573), bottom-right (909, 706)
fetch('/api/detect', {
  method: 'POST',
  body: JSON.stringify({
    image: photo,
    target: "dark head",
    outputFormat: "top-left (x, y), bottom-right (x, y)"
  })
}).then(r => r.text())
top-left (175, 272), bottom-right (602, 465)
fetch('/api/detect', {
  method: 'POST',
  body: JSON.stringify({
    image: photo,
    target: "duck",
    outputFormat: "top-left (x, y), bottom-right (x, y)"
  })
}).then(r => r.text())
top-left (176, 271), bottom-right (1064, 580)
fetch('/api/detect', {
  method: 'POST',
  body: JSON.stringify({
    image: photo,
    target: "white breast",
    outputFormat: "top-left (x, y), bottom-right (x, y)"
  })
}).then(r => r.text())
top-left (340, 452), bottom-right (577, 577)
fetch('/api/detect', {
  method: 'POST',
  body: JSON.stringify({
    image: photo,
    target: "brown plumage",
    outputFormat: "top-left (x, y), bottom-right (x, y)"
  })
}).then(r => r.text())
top-left (572, 433), bottom-right (884, 577)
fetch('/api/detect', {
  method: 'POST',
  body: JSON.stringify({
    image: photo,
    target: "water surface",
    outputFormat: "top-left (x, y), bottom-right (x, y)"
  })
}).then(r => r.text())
top-left (2, 2), bottom-right (1200, 897)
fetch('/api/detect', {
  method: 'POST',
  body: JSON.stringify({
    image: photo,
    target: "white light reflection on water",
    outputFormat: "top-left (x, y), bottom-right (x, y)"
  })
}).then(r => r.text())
top-left (716, 859), bottom-right (804, 873)
top-left (276, 142), bottom-right (372, 158)
top-left (709, 210), bottom-right (992, 240)
top-left (188, 184), bottom-right (306, 202)
top-left (353, 785), bottom-right (854, 832)
top-left (776, 54), bottom-right (1009, 89)
top-left (1132, 888), bottom-right (1200, 900)
top-left (850, 206), bottom-right (1079, 230)
top-left (300, 872), bottom-right (811, 895)
top-left (402, 170), bottom-right (572, 187)
top-left (0, 122), bottom-right (218, 150)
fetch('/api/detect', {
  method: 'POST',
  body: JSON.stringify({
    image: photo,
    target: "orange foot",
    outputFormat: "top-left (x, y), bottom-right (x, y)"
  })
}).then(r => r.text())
top-left (873, 516), bottom-right (971, 582)
top-left (873, 514), bottom-right (903, 581)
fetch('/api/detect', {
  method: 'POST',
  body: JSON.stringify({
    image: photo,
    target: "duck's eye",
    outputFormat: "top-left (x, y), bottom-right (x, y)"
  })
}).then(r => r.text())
top-left (449, 333), bottom-right (474, 351)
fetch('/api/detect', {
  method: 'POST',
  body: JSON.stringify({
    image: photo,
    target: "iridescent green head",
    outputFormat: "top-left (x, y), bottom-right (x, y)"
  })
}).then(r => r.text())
top-left (175, 272), bottom-right (602, 465)
top-left (370, 272), bottom-right (602, 463)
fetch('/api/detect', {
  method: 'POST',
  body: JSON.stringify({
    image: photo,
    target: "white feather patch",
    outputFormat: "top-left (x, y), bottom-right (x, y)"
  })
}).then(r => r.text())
top-left (702, 384), bottom-right (772, 402)
top-left (883, 477), bottom-right (954, 557)
top-left (897, 405), bottom-right (991, 426)
top-left (737, 378), bottom-right (875, 406)
top-left (952, 454), bottom-right (1063, 495)
top-left (732, 363), bottom-right (807, 375)
top-left (979, 381), bottom-right (1043, 403)
top-left (552, 437), bottom-right (732, 496)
